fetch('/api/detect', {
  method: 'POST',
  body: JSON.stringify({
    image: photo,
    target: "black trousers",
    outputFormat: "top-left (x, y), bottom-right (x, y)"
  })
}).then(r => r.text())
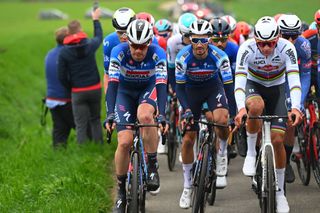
top-left (50, 102), bottom-right (75, 146)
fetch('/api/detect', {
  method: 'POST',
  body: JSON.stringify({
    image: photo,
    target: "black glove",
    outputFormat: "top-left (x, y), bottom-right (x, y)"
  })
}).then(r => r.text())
top-left (157, 114), bottom-right (168, 129)
top-left (182, 110), bottom-right (194, 123)
top-left (103, 113), bottom-right (115, 129)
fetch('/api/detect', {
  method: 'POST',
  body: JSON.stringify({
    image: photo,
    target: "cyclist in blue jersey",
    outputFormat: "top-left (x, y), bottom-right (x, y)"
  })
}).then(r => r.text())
top-left (104, 19), bottom-right (168, 213)
top-left (176, 19), bottom-right (232, 209)
top-left (278, 14), bottom-right (312, 183)
top-left (102, 8), bottom-right (135, 94)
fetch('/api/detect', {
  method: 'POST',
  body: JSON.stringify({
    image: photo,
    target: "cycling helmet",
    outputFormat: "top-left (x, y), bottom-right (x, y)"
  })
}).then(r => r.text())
top-left (127, 19), bottom-right (153, 44)
top-left (254, 16), bottom-right (279, 41)
top-left (235, 21), bottom-right (251, 36)
top-left (210, 17), bottom-right (231, 37)
top-left (178, 13), bottom-right (197, 34)
top-left (136, 12), bottom-right (155, 26)
top-left (112, 7), bottom-right (136, 31)
top-left (277, 14), bottom-right (301, 35)
top-left (221, 15), bottom-right (237, 32)
top-left (189, 19), bottom-right (213, 35)
top-left (315, 9), bottom-right (320, 24)
top-left (155, 19), bottom-right (173, 32)
top-left (301, 21), bottom-right (309, 32)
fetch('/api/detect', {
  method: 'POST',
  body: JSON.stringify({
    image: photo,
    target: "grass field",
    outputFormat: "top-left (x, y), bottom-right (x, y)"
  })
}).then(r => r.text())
top-left (0, 0), bottom-right (318, 212)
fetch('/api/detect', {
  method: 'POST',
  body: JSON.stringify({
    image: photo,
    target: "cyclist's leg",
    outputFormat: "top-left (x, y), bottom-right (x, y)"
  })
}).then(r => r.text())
top-left (243, 81), bottom-right (264, 176)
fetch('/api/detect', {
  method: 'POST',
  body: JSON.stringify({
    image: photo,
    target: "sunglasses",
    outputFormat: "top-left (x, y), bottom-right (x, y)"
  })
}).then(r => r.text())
top-left (129, 40), bottom-right (150, 50)
top-left (211, 36), bottom-right (228, 43)
top-left (116, 30), bottom-right (127, 38)
top-left (191, 37), bottom-right (210, 44)
top-left (282, 34), bottom-right (299, 40)
top-left (256, 40), bottom-right (277, 48)
top-left (158, 32), bottom-right (170, 38)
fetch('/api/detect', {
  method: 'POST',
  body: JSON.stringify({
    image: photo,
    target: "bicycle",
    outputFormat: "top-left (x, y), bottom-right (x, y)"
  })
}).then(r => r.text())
top-left (182, 119), bottom-right (228, 212)
top-left (107, 122), bottom-right (165, 213)
top-left (249, 115), bottom-right (291, 213)
top-left (166, 94), bottom-right (181, 171)
top-left (292, 95), bottom-right (320, 187)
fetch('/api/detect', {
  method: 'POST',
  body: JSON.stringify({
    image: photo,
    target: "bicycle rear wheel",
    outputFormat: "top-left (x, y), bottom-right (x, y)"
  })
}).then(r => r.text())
top-left (294, 125), bottom-right (311, 185)
top-left (128, 152), bottom-right (139, 213)
top-left (311, 127), bottom-right (320, 187)
top-left (192, 143), bottom-right (209, 213)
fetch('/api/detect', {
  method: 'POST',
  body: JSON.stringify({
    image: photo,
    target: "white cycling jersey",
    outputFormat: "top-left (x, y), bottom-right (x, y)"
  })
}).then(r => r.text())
top-left (167, 33), bottom-right (187, 68)
top-left (234, 38), bottom-right (301, 110)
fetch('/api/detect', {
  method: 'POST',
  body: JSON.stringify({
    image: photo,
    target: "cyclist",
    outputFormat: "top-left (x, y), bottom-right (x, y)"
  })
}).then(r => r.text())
top-left (155, 19), bottom-right (173, 51)
top-left (234, 16), bottom-right (302, 213)
top-left (278, 14), bottom-right (312, 183)
top-left (221, 15), bottom-right (237, 43)
top-left (136, 12), bottom-right (159, 46)
top-left (102, 7), bottom-right (135, 94)
top-left (104, 19), bottom-right (168, 212)
top-left (176, 19), bottom-right (232, 209)
top-left (234, 21), bottom-right (251, 45)
top-left (302, 9), bottom-right (320, 96)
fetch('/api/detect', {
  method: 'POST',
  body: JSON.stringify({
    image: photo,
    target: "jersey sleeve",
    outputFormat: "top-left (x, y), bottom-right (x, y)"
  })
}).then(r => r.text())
top-left (284, 42), bottom-right (301, 111)
top-left (166, 37), bottom-right (176, 69)
top-left (175, 49), bottom-right (190, 110)
top-left (103, 36), bottom-right (113, 75)
top-left (234, 44), bottom-right (250, 110)
top-left (217, 56), bottom-right (233, 84)
top-left (298, 39), bottom-right (312, 74)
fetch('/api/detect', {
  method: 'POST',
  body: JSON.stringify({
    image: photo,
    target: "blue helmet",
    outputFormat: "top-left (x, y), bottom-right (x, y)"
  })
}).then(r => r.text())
top-left (155, 19), bottom-right (172, 32)
top-left (178, 13), bottom-right (197, 34)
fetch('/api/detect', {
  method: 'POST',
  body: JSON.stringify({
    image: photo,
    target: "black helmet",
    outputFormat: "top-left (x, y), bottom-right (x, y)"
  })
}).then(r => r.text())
top-left (210, 17), bottom-right (231, 37)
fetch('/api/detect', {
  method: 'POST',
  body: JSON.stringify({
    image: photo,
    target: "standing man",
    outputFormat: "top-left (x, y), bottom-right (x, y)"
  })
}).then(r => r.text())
top-left (234, 16), bottom-right (302, 213)
top-left (45, 26), bottom-right (74, 147)
top-left (176, 19), bottom-right (232, 209)
top-left (104, 19), bottom-right (168, 212)
top-left (58, 7), bottom-right (103, 144)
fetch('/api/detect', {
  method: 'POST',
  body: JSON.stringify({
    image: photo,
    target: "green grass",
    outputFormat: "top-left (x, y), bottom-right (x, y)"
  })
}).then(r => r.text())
top-left (0, 0), bottom-right (317, 211)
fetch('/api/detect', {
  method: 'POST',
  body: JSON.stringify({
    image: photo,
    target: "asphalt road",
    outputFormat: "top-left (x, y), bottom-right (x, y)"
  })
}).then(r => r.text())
top-left (145, 152), bottom-right (320, 213)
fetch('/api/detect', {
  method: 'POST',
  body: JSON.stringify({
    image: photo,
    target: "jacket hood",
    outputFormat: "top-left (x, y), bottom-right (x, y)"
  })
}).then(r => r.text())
top-left (63, 32), bottom-right (90, 58)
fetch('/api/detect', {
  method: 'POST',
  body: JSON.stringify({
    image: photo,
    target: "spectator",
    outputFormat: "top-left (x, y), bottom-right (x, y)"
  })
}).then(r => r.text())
top-left (45, 26), bottom-right (74, 147)
top-left (58, 8), bottom-right (103, 144)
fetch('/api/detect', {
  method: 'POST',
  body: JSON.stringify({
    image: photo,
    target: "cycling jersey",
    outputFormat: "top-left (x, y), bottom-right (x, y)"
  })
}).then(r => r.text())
top-left (106, 43), bottom-right (167, 129)
top-left (175, 44), bottom-right (233, 111)
top-left (234, 38), bottom-right (301, 111)
top-left (103, 32), bottom-right (159, 75)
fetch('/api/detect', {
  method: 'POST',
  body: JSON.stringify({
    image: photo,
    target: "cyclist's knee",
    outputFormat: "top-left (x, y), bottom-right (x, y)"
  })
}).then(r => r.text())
top-left (213, 109), bottom-right (229, 125)
top-left (138, 112), bottom-right (154, 124)
top-left (247, 98), bottom-right (264, 115)
top-left (271, 131), bottom-right (285, 148)
top-left (117, 131), bottom-right (133, 152)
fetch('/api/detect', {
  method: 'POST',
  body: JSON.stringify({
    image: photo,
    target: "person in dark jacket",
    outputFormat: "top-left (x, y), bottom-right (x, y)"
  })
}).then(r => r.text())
top-left (45, 26), bottom-right (75, 147)
top-left (58, 8), bottom-right (103, 144)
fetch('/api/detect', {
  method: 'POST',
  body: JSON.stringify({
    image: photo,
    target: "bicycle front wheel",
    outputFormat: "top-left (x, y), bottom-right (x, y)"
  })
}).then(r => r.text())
top-left (192, 143), bottom-right (209, 213)
top-left (167, 127), bottom-right (178, 171)
top-left (128, 152), bottom-right (139, 213)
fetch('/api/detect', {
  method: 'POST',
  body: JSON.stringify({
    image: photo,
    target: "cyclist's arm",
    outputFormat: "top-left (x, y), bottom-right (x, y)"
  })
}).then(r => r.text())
top-left (167, 64), bottom-right (176, 93)
top-left (155, 58), bottom-right (168, 116)
top-left (166, 39), bottom-right (176, 93)
top-left (285, 44), bottom-right (301, 111)
top-left (175, 60), bottom-right (190, 111)
top-left (234, 45), bottom-right (249, 111)
top-left (298, 40), bottom-right (312, 105)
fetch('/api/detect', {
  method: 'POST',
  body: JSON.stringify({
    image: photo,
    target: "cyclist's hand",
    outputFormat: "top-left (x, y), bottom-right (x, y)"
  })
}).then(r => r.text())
top-left (289, 108), bottom-right (302, 127)
top-left (104, 113), bottom-right (116, 133)
top-left (235, 108), bottom-right (247, 128)
top-left (181, 110), bottom-right (194, 130)
top-left (157, 114), bottom-right (169, 134)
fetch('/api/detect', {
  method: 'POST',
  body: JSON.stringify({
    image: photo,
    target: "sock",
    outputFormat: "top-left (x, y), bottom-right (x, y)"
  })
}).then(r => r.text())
top-left (147, 152), bottom-right (158, 171)
top-left (285, 145), bottom-right (293, 165)
top-left (218, 138), bottom-right (227, 156)
top-left (182, 163), bottom-right (193, 188)
top-left (247, 132), bottom-right (258, 157)
top-left (116, 174), bottom-right (127, 198)
top-left (276, 168), bottom-right (285, 196)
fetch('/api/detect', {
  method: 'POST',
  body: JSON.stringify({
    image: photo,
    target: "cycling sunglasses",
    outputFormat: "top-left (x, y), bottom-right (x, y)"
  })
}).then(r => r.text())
top-left (116, 30), bottom-right (127, 38)
top-left (282, 34), bottom-right (299, 41)
top-left (158, 32), bottom-right (170, 38)
top-left (191, 37), bottom-right (210, 44)
top-left (211, 36), bottom-right (228, 43)
top-left (128, 40), bottom-right (150, 50)
top-left (256, 40), bottom-right (277, 48)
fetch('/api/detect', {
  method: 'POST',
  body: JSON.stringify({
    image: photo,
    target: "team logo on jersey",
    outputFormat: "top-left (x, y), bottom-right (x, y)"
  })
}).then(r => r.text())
top-left (211, 49), bottom-right (221, 60)
top-left (117, 51), bottom-right (124, 61)
top-left (254, 60), bottom-right (266, 65)
top-left (192, 62), bottom-right (197, 67)
top-left (220, 59), bottom-right (230, 71)
top-left (123, 111), bottom-right (131, 122)
top-left (176, 61), bottom-right (184, 71)
top-left (240, 50), bottom-right (249, 66)
top-left (285, 48), bottom-right (297, 64)
top-left (180, 51), bottom-right (190, 61)
top-left (152, 53), bottom-right (159, 62)
top-left (110, 60), bottom-right (120, 69)
top-left (271, 56), bottom-right (281, 63)
top-left (301, 41), bottom-right (311, 59)
top-left (103, 40), bottom-right (109, 47)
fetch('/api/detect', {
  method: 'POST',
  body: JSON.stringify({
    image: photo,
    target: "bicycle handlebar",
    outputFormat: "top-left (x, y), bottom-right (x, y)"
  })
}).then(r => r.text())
top-left (181, 119), bottom-right (228, 137)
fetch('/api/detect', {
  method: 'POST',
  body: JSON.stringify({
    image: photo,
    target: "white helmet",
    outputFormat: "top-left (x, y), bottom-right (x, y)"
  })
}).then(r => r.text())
top-left (127, 19), bottom-right (153, 44)
top-left (178, 13), bottom-right (198, 34)
top-left (254, 16), bottom-right (280, 41)
top-left (112, 7), bottom-right (136, 30)
top-left (221, 15), bottom-right (237, 32)
top-left (277, 14), bottom-right (302, 35)
top-left (190, 19), bottom-right (212, 35)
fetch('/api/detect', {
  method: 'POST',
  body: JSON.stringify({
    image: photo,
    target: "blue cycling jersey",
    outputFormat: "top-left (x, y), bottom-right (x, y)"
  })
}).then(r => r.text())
top-left (103, 32), bottom-right (159, 75)
top-left (175, 44), bottom-right (233, 110)
top-left (223, 41), bottom-right (239, 76)
top-left (106, 43), bottom-right (167, 116)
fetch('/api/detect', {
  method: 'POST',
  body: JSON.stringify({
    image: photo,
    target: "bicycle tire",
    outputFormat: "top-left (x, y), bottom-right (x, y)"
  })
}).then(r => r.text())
top-left (167, 131), bottom-right (178, 171)
top-left (311, 127), bottom-right (320, 188)
top-left (128, 152), bottom-right (139, 213)
top-left (264, 145), bottom-right (276, 213)
top-left (294, 124), bottom-right (311, 186)
top-left (207, 146), bottom-right (216, 206)
top-left (192, 143), bottom-right (209, 213)
top-left (236, 126), bottom-right (247, 157)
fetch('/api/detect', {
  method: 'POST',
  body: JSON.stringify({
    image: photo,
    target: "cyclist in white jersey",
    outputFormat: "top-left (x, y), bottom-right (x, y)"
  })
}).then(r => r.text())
top-left (234, 16), bottom-right (302, 213)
